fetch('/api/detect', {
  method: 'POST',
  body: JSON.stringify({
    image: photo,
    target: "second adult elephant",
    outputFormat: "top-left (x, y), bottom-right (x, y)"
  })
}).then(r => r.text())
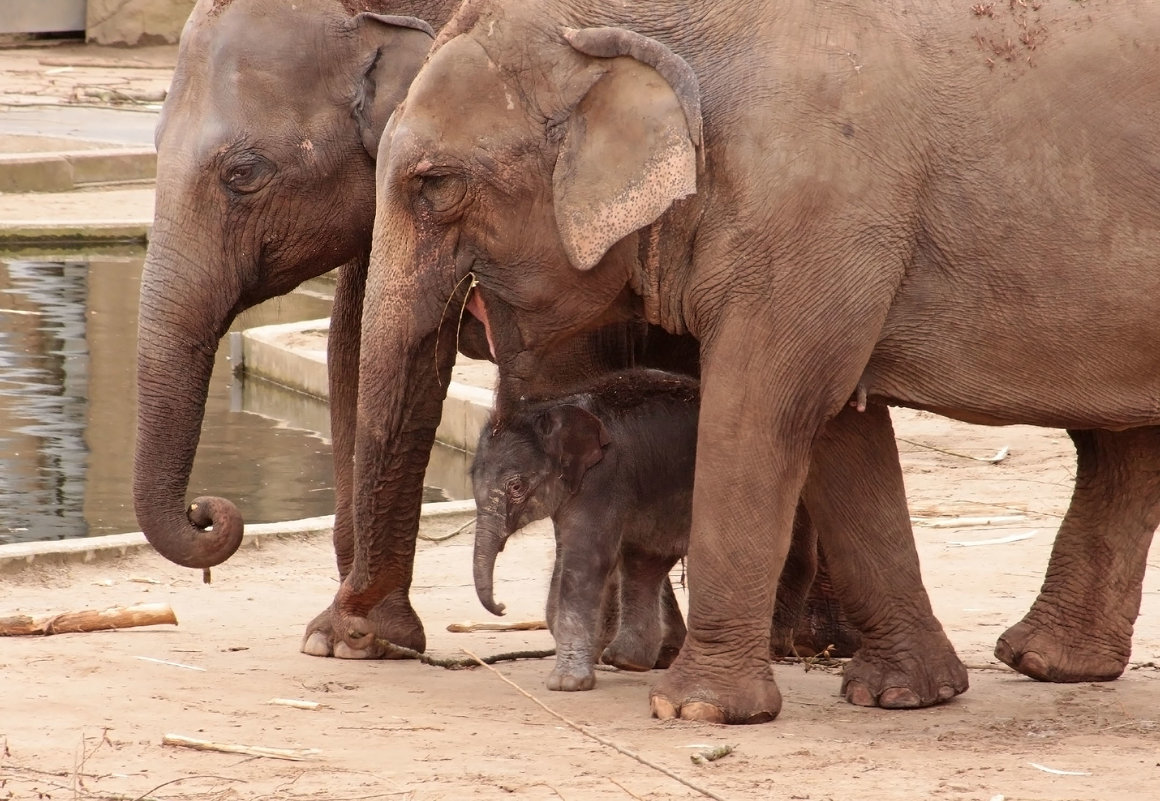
top-left (133, 0), bottom-right (861, 663)
top-left (338, 0), bottom-right (1160, 724)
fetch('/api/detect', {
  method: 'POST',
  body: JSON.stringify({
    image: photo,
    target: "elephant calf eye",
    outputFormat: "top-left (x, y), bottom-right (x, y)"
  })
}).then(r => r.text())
top-left (505, 477), bottom-right (527, 500)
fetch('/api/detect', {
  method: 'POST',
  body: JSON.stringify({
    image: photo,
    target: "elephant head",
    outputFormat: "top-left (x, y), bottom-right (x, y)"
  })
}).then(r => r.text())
top-left (470, 405), bottom-right (610, 616)
top-left (338, 11), bottom-right (701, 636)
top-left (134, 0), bottom-right (442, 569)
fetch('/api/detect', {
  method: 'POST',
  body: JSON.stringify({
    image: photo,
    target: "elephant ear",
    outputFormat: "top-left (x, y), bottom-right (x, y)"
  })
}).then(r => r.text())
top-left (352, 14), bottom-right (435, 159)
top-left (535, 405), bottom-right (612, 493)
top-left (554, 27), bottom-right (702, 271)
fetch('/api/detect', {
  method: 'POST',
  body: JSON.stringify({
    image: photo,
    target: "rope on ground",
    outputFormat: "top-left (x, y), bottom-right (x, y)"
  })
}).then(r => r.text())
top-left (462, 648), bottom-right (732, 801)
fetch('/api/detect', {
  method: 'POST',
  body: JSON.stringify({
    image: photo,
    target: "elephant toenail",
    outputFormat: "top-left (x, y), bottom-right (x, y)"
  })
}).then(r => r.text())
top-left (650, 695), bottom-right (679, 719)
top-left (680, 701), bottom-right (726, 724)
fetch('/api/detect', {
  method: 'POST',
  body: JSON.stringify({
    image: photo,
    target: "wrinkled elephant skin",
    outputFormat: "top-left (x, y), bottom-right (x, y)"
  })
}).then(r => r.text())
top-left (346, 0), bottom-right (1160, 723)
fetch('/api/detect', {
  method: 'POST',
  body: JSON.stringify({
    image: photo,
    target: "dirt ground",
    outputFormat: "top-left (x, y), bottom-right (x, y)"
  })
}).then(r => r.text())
top-left (2, 409), bottom-right (1158, 801)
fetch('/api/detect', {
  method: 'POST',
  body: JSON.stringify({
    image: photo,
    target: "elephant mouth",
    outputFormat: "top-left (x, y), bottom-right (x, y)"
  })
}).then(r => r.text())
top-left (465, 286), bottom-right (496, 359)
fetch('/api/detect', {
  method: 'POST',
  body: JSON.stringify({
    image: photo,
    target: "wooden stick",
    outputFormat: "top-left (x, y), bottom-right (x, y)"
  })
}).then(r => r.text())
top-left (446, 619), bottom-right (548, 633)
top-left (161, 734), bottom-right (319, 762)
top-left (0, 603), bottom-right (177, 636)
top-left (461, 648), bottom-right (732, 801)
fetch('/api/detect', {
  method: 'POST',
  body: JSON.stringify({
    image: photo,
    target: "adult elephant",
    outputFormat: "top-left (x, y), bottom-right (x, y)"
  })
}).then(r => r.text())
top-left (134, 0), bottom-right (458, 656)
top-left (336, 0), bottom-right (1160, 724)
top-left (132, 0), bottom-right (856, 660)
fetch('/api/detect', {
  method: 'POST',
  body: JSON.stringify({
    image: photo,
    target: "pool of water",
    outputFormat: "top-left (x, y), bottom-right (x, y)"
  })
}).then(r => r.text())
top-left (0, 249), bottom-right (470, 544)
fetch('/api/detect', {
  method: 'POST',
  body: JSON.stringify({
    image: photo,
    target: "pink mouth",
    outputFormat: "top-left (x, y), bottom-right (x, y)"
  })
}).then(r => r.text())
top-left (465, 287), bottom-right (497, 360)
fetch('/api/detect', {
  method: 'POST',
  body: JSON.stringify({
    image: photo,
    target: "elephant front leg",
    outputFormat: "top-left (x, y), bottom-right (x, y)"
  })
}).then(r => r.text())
top-left (300, 257), bottom-right (427, 658)
top-left (547, 516), bottom-right (619, 691)
top-left (803, 404), bottom-right (967, 708)
top-left (649, 365), bottom-right (811, 724)
top-left (995, 426), bottom-right (1160, 682)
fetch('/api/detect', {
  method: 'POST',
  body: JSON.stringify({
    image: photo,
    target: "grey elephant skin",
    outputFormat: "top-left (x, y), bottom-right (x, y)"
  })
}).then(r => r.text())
top-left (472, 369), bottom-right (697, 692)
top-left (341, 0), bottom-right (1160, 725)
top-left (134, 0), bottom-right (859, 662)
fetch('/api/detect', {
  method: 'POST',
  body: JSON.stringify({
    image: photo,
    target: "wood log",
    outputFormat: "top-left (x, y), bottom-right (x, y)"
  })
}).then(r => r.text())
top-left (0, 603), bottom-right (177, 636)
top-left (446, 619), bottom-right (548, 633)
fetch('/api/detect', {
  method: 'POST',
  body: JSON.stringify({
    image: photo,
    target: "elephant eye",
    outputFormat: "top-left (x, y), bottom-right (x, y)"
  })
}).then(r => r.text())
top-left (221, 155), bottom-right (274, 195)
top-left (419, 173), bottom-right (467, 212)
top-left (505, 476), bottom-right (528, 500)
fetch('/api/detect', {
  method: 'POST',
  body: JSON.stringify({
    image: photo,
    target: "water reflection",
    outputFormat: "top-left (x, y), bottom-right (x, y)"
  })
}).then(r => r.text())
top-left (0, 250), bottom-right (468, 544)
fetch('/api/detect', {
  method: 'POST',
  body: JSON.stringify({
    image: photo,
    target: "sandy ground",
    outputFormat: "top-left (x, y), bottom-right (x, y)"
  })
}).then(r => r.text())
top-left (2, 409), bottom-right (1159, 801)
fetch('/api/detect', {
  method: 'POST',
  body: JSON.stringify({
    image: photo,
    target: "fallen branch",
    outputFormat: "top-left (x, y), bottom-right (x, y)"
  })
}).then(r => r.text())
top-left (162, 734), bottom-right (319, 762)
top-left (376, 639), bottom-right (553, 668)
top-left (446, 619), bottom-right (548, 633)
top-left (0, 603), bottom-right (177, 636)
top-left (462, 648), bottom-right (731, 801)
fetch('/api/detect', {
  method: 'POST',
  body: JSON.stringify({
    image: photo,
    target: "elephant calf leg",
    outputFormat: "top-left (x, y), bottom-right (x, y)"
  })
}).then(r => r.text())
top-left (602, 550), bottom-right (679, 671)
top-left (996, 427), bottom-right (1160, 682)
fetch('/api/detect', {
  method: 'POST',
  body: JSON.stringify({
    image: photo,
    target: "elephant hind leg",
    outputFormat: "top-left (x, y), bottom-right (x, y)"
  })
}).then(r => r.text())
top-left (995, 426), bottom-right (1160, 682)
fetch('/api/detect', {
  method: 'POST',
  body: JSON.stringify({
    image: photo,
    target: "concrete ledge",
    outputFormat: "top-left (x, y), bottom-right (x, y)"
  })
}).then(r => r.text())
top-left (238, 318), bottom-right (497, 452)
top-left (0, 148), bottom-right (155, 192)
top-left (239, 319), bottom-right (329, 400)
top-left (0, 220), bottom-right (150, 244)
top-left (0, 500), bottom-right (476, 574)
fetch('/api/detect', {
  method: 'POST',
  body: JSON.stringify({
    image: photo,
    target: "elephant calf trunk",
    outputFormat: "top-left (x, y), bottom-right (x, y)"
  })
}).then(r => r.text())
top-left (472, 520), bottom-right (508, 616)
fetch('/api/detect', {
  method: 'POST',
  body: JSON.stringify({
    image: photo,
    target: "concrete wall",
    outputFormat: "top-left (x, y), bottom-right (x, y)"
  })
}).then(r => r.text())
top-left (86, 0), bottom-right (195, 45)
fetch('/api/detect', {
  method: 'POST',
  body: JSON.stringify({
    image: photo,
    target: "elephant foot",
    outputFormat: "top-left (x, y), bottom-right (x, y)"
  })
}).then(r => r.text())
top-left (300, 591), bottom-right (425, 659)
top-left (995, 619), bottom-right (1128, 682)
top-left (601, 635), bottom-right (662, 672)
top-left (547, 664), bottom-right (596, 691)
top-left (841, 631), bottom-right (968, 708)
top-left (649, 649), bottom-right (782, 724)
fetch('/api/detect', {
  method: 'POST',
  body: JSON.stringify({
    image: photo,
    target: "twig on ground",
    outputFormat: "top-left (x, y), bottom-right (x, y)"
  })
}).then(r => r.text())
top-left (162, 734), bottom-right (320, 762)
top-left (267, 698), bottom-right (322, 710)
top-left (898, 438), bottom-right (1009, 463)
top-left (418, 518), bottom-right (474, 542)
top-left (462, 648), bottom-right (732, 801)
top-left (375, 639), bottom-right (554, 668)
top-left (123, 775), bottom-right (240, 801)
top-left (606, 777), bottom-right (645, 800)
top-left (446, 620), bottom-right (548, 633)
top-left (917, 515), bottom-right (1027, 529)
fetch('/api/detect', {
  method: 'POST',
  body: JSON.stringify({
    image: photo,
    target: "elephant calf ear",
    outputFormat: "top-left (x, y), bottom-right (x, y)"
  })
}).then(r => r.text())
top-left (554, 28), bottom-right (702, 271)
top-left (536, 405), bottom-right (612, 493)
top-left (353, 14), bottom-right (435, 159)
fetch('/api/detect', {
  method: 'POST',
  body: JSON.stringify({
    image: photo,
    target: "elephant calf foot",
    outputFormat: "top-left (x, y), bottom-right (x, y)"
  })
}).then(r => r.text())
top-left (649, 649), bottom-right (782, 724)
top-left (300, 594), bottom-right (425, 659)
top-left (995, 619), bottom-right (1129, 682)
top-left (601, 635), bottom-right (662, 672)
top-left (547, 662), bottom-right (596, 691)
top-left (841, 631), bottom-right (968, 708)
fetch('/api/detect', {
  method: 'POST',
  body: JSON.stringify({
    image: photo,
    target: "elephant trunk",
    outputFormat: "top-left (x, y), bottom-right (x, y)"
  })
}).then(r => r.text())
top-left (334, 209), bottom-right (461, 647)
top-left (132, 238), bottom-right (244, 569)
top-left (472, 514), bottom-right (509, 616)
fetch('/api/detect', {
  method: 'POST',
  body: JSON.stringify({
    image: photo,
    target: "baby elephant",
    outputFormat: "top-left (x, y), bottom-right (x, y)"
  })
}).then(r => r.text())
top-left (472, 369), bottom-right (697, 691)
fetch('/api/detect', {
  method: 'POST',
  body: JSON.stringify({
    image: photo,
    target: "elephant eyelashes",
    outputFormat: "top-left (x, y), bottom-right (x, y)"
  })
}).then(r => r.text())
top-left (221, 156), bottom-right (274, 195)
top-left (418, 173), bottom-right (467, 212)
